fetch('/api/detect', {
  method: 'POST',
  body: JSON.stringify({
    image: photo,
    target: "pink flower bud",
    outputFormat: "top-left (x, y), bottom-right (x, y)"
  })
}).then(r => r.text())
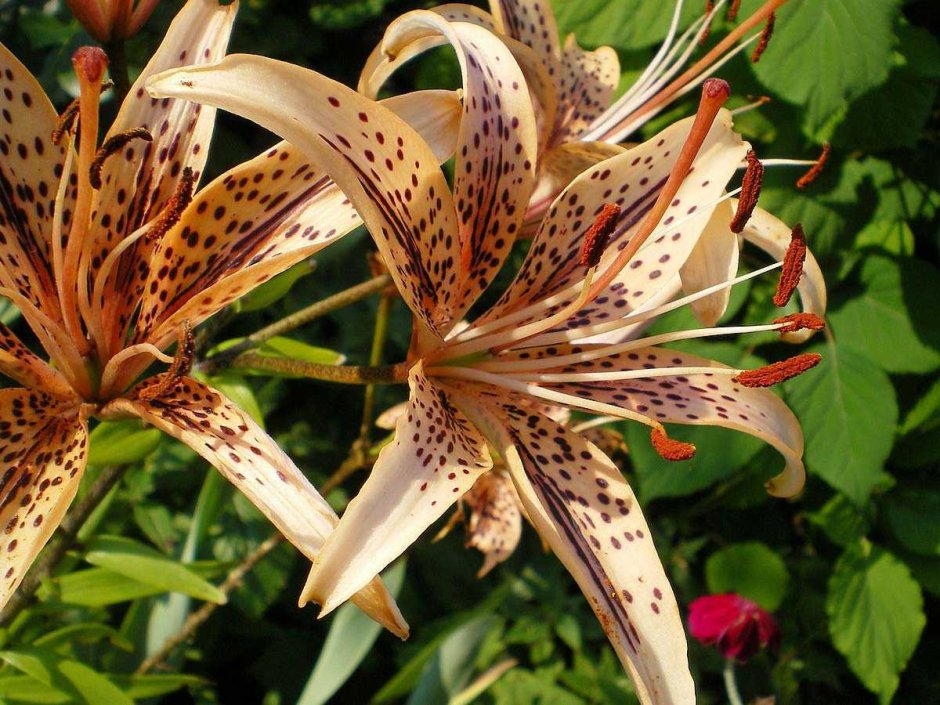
top-left (65, 0), bottom-right (161, 43)
top-left (688, 593), bottom-right (780, 662)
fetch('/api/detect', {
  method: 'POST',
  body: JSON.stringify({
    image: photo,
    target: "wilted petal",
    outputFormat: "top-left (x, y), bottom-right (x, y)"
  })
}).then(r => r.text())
top-left (531, 344), bottom-right (805, 496)
top-left (0, 43), bottom-right (68, 321)
top-left (736, 204), bottom-right (826, 343)
top-left (300, 364), bottom-right (492, 615)
top-left (678, 200), bottom-right (739, 327)
top-left (378, 11), bottom-right (538, 320)
top-left (147, 54), bottom-right (462, 338)
top-left (0, 391), bottom-right (87, 611)
top-left (463, 393), bottom-right (694, 705)
top-left (464, 471), bottom-right (522, 577)
top-left (0, 324), bottom-right (75, 398)
top-left (102, 375), bottom-right (408, 637)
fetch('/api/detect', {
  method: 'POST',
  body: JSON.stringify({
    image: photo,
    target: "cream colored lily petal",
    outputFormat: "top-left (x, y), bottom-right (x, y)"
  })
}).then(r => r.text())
top-left (381, 11), bottom-right (538, 322)
top-left (0, 391), bottom-right (87, 613)
top-left (678, 199), bottom-right (739, 327)
top-left (0, 42), bottom-right (69, 322)
top-left (461, 390), bottom-right (694, 705)
top-left (0, 323), bottom-right (75, 398)
top-left (300, 364), bottom-right (492, 615)
top-left (103, 376), bottom-right (408, 637)
top-left (552, 34), bottom-right (619, 143)
top-left (738, 203), bottom-right (827, 343)
top-left (464, 471), bottom-right (522, 577)
top-left (479, 110), bottom-right (746, 330)
top-left (147, 54), bottom-right (463, 338)
top-left (136, 141), bottom-right (358, 348)
top-left (488, 0), bottom-right (561, 69)
top-left (514, 343), bottom-right (806, 497)
top-left (381, 90), bottom-right (463, 164)
top-left (92, 0), bottom-right (239, 347)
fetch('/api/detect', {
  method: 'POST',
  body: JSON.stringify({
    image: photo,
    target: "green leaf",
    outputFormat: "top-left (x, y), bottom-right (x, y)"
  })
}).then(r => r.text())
top-left (785, 343), bottom-right (897, 505)
top-left (827, 544), bottom-right (926, 704)
top-left (829, 255), bottom-right (940, 374)
top-left (705, 542), bottom-right (789, 611)
top-left (899, 376), bottom-right (940, 435)
top-left (33, 623), bottom-right (131, 651)
top-left (236, 261), bottom-right (315, 312)
top-left (87, 420), bottom-right (162, 467)
top-left (296, 560), bottom-right (406, 705)
top-left (110, 674), bottom-right (206, 698)
top-left (809, 494), bottom-right (872, 547)
top-left (554, 0), bottom-right (698, 50)
top-left (0, 649), bottom-right (133, 705)
top-left (753, 0), bottom-right (902, 138)
top-left (883, 490), bottom-right (940, 556)
top-left (205, 371), bottom-right (264, 424)
top-left (0, 675), bottom-right (71, 703)
top-left (84, 536), bottom-right (226, 604)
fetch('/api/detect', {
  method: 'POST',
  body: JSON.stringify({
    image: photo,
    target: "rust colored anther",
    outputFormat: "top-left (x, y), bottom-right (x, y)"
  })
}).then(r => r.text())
top-left (700, 1), bottom-right (716, 45)
top-left (773, 312), bottom-right (825, 334)
top-left (751, 12), bottom-right (776, 63)
top-left (89, 128), bottom-right (154, 189)
top-left (579, 203), bottom-right (622, 267)
top-left (146, 167), bottom-right (196, 244)
top-left (138, 321), bottom-right (195, 401)
top-left (52, 99), bottom-right (81, 145)
top-left (650, 427), bottom-right (696, 461)
top-left (72, 46), bottom-right (109, 84)
top-left (797, 143), bottom-right (830, 190)
top-left (730, 150), bottom-right (763, 233)
top-left (773, 224), bottom-right (806, 306)
top-left (733, 353), bottom-right (821, 388)
top-left (727, 0), bottom-right (742, 21)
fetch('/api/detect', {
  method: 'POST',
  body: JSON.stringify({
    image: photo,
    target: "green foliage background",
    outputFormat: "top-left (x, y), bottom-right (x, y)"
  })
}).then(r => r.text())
top-left (0, 0), bottom-right (938, 704)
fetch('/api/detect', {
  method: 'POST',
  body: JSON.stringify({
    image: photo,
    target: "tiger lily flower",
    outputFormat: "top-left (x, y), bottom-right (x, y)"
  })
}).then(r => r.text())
top-left (0, 0), bottom-right (411, 635)
top-left (66, 0), bottom-right (161, 42)
top-left (148, 15), bottom-right (823, 699)
top-left (358, 0), bottom-right (827, 332)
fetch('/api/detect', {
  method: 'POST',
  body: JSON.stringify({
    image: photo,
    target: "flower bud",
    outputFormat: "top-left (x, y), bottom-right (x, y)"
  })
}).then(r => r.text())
top-left (688, 593), bottom-right (780, 662)
top-left (66, 0), bottom-right (160, 43)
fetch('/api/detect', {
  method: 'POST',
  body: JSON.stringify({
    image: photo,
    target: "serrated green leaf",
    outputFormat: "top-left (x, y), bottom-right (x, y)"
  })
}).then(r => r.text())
top-left (705, 542), bottom-right (789, 611)
top-left (84, 536), bottom-right (226, 604)
top-left (785, 343), bottom-right (897, 505)
top-left (296, 561), bottom-right (406, 705)
top-left (829, 255), bottom-right (940, 374)
top-left (88, 420), bottom-right (162, 467)
top-left (827, 544), bottom-right (925, 704)
top-left (753, 0), bottom-right (902, 138)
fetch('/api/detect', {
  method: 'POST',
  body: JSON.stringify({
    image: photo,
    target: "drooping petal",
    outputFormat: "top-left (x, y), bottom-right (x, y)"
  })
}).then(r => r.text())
top-left (91, 0), bottom-right (238, 340)
top-left (461, 392), bottom-right (694, 705)
top-left (551, 34), bottom-right (620, 144)
top-left (0, 42), bottom-right (67, 321)
top-left (678, 199), bottom-right (738, 326)
top-left (736, 204), bottom-right (827, 343)
top-left (464, 471), bottom-right (522, 577)
top-left (481, 110), bottom-right (747, 328)
top-left (377, 11), bottom-right (539, 319)
top-left (300, 364), bottom-right (492, 615)
top-left (147, 55), bottom-right (462, 338)
top-left (0, 391), bottom-right (87, 611)
top-left (522, 344), bottom-right (805, 496)
top-left (101, 375), bottom-right (408, 637)
top-left (0, 323), bottom-right (75, 398)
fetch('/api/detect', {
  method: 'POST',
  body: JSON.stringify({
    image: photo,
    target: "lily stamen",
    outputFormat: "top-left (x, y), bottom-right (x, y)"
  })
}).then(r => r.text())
top-left (650, 427), bottom-right (696, 461)
top-left (733, 353), bottom-right (822, 387)
top-left (730, 96), bottom-right (771, 115)
top-left (773, 224), bottom-right (806, 306)
top-left (579, 203), bottom-right (622, 268)
top-left (751, 12), bottom-right (776, 63)
top-left (89, 127), bottom-right (154, 189)
top-left (136, 321), bottom-right (195, 401)
top-left (797, 143), bottom-right (831, 189)
top-left (730, 149), bottom-right (763, 233)
top-left (727, 0), bottom-right (742, 21)
top-left (51, 99), bottom-right (80, 145)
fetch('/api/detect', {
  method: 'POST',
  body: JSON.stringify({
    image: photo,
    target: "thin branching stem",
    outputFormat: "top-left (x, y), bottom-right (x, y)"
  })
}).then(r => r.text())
top-left (231, 354), bottom-right (407, 385)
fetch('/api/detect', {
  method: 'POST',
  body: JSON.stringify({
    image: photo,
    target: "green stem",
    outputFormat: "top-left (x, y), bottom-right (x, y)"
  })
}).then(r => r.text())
top-left (200, 274), bottom-right (392, 374)
top-left (723, 660), bottom-right (745, 705)
top-left (103, 39), bottom-right (130, 103)
top-left (231, 354), bottom-right (407, 385)
top-left (0, 465), bottom-right (128, 626)
top-left (358, 292), bottom-right (393, 442)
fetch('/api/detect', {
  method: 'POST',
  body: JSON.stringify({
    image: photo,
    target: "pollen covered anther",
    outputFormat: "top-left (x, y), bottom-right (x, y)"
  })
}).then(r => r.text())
top-left (137, 321), bottom-right (195, 401)
top-left (701, 1), bottom-right (716, 45)
top-left (797, 143), bottom-right (830, 190)
top-left (727, 0), bottom-right (742, 21)
top-left (733, 353), bottom-right (822, 388)
top-left (650, 427), bottom-right (696, 462)
top-left (579, 203), bottom-right (622, 267)
top-left (730, 150), bottom-right (763, 233)
top-left (52, 99), bottom-right (81, 145)
top-left (751, 12), bottom-right (776, 63)
top-left (773, 224), bottom-right (807, 306)
top-left (773, 313), bottom-right (825, 334)
top-left (89, 127), bottom-right (154, 189)
top-left (145, 167), bottom-right (196, 243)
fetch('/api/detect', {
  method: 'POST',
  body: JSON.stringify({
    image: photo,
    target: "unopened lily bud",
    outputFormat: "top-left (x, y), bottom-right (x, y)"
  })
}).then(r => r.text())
top-left (66, 0), bottom-right (161, 43)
